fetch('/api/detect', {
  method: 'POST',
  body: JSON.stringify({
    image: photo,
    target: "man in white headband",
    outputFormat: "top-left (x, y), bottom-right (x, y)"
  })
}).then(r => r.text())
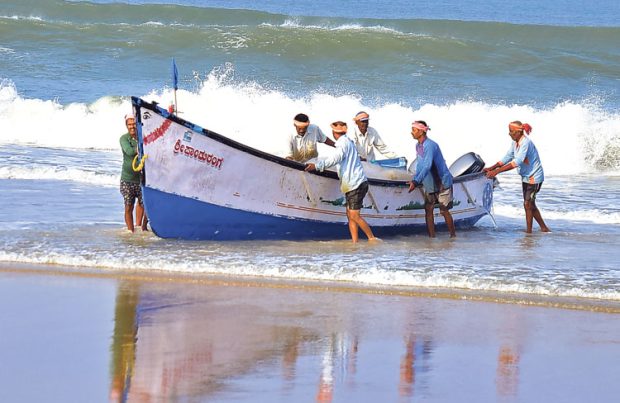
top-left (351, 111), bottom-right (399, 162)
top-left (408, 120), bottom-right (455, 238)
top-left (286, 113), bottom-right (335, 163)
top-left (305, 120), bottom-right (379, 243)
top-left (119, 113), bottom-right (148, 232)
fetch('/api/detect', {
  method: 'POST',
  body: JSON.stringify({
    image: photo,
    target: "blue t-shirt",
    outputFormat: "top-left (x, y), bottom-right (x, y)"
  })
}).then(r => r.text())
top-left (412, 137), bottom-right (453, 193)
top-left (500, 135), bottom-right (544, 184)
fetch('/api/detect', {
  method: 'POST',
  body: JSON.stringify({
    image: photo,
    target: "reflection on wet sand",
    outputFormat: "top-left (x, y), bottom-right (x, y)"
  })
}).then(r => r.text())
top-left (108, 281), bottom-right (381, 402)
top-left (109, 282), bottom-right (139, 402)
top-left (399, 336), bottom-right (433, 399)
top-left (105, 278), bottom-right (620, 402)
top-left (495, 311), bottom-right (524, 399)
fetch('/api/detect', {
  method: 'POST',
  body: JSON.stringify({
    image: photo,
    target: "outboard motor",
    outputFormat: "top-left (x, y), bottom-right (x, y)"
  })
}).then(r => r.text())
top-left (449, 152), bottom-right (485, 177)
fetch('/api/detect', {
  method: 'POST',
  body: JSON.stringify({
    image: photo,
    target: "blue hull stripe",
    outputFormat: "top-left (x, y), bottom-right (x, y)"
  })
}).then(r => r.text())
top-left (143, 187), bottom-right (484, 240)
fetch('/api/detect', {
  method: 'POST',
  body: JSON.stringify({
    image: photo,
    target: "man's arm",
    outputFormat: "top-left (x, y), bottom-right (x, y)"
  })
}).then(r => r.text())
top-left (120, 136), bottom-right (137, 158)
top-left (372, 130), bottom-right (397, 158)
top-left (412, 143), bottom-right (433, 185)
top-left (312, 142), bottom-right (346, 172)
top-left (315, 126), bottom-right (335, 148)
top-left (485, 146), bottom-right (516, 178)
top-left (285, 134), bottom-right (295, 159)
top-left (486, 161), bottom-right (516, 178)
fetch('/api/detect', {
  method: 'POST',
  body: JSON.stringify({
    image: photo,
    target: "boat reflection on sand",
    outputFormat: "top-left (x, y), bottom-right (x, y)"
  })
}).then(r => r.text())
top-left (108, 280), bottom-right (441, 402)
top-left (106, 279), bottom-right (620, 402)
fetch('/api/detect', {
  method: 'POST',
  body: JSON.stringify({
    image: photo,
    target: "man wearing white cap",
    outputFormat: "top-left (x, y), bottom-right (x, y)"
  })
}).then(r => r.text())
top-left (352, 111), bottom-right (398, 161)
top-left (286, 113), bottom-right (335, 163)
top-left (119, 114), bottom-right (147, 232)
top-left (305, 120), bottom-right (378, 243)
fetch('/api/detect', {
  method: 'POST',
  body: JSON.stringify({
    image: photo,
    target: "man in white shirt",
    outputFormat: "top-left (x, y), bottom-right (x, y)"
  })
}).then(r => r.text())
top-left (305, 120), bottom-right (378, 243)
top-left (351, 111), bottom-right (398, 161)
top-left (286, 113), bottom-right (335, 162)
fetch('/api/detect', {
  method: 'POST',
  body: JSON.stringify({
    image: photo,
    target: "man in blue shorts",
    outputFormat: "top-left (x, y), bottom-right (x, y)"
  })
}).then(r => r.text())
top-left (407, 120), bottom-right (456, 238)
top-left (484, 121), bottom-right (550, 233)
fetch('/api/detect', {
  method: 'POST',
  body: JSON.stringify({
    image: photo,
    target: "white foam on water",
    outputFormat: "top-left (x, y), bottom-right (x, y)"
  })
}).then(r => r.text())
top-left (1, 75), bottom-right (618, 176)
top-left (492, 204), bottom-right (620, 225)
top-left (0, 249), bottom-right (617, 302)
top-left (0, 165), bottom-right (118, 186)
top-left (277, 18), bottom-right (402, 34)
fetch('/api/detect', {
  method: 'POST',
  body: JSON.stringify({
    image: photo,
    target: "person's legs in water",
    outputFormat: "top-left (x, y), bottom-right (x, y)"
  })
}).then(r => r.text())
top-left (135, 203), bottom-right (145, 231)
top-left (345, 183), bottom-right (377, 242)
top-left (424, 202), bottom-right (436, 238)
top-left (437, 186), bottom-right (455, 237)
top-left (135, 186), bottom-right (149, 231)
top-left (124, 203), bottom-right (135, 232)
top-left (120, 181), bottom-right (137, 232)
top-left (346, 209), bottom-right (359, 242)
top-left (523, 183), bottom-right (550, 233)
top-left (347, 208), bottom-right (375, 242)
top-left (440, 207), bottom-right (456, 237)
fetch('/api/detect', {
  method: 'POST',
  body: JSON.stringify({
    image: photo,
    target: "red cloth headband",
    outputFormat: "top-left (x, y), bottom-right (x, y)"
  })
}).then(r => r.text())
top-left (412, 122), bottom-right (429, 131)
top-left (509, 123), bottom-right (532, 134)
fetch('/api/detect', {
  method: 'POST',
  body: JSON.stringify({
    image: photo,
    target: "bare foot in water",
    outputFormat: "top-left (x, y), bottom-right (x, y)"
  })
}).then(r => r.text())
top-left (368, 237), bottom-right (383, 242)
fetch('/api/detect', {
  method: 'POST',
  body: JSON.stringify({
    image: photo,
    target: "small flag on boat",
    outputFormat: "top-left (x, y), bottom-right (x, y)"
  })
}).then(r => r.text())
top-left (172, 58), bottom-right (179, 90)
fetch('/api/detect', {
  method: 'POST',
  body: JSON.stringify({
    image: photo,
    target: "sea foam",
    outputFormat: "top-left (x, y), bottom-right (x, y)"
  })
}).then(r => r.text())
top-left (0, 77), bottom-right (618, 175)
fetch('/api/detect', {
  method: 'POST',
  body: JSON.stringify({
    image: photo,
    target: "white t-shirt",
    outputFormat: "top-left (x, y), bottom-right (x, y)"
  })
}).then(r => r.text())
top-left (287, 124), bottom-right (328, 162)
top-left (315, 135), bottom-right (367, 194)
top-left (351, 126), bottom-right (397, 161)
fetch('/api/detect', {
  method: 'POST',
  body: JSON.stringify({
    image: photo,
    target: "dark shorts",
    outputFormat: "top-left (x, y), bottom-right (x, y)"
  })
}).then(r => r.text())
top-left (345, 181), bottom-right (368, 210)
top-left (424, 185), bottom-right (453, 210)
top-left (522, 182), bottom-right (542, 202)
top-left (120, 180), bottom-right (143, 206)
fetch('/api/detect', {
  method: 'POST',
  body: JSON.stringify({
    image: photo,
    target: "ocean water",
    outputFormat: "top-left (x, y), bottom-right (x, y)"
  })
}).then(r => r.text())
top-left (0, 0), bottom-right (619, 309)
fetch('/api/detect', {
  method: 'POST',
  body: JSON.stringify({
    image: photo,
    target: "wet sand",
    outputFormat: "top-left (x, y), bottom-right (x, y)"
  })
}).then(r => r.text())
top-left (0, 265), bottom-right (619, 402)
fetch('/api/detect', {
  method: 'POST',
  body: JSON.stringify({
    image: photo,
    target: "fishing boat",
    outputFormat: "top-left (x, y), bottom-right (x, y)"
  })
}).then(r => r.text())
top-left (132, 97), bottom-right (494, 240)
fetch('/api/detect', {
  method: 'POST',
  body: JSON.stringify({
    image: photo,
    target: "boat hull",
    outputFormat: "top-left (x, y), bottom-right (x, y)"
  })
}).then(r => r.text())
top-left (143, 186), bottom-right (487, 240)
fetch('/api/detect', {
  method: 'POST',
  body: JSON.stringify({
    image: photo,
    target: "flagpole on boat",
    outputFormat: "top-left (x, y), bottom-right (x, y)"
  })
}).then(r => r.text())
top-left (171, 58), bottom-right (179, 114)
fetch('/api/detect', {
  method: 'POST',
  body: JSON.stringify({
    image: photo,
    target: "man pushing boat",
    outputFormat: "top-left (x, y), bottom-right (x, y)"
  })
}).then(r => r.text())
top-left (304, 120), bottom-right (379, 243)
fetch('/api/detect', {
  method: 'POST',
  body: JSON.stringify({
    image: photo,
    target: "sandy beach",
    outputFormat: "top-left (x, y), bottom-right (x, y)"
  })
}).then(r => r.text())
top-left (0, 264), bottom-right (618, 402)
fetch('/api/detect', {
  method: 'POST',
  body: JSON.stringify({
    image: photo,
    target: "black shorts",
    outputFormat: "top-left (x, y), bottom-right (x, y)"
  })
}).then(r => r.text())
top-left (522, 182), bottom-right (542, 202)
top-left (120, 180), bottom-right (143, 206)
top-left (345, 181), bottom-right (368, 210)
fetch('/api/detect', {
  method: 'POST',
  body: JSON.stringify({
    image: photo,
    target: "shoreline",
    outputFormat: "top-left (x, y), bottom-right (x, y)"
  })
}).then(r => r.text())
top-left (2, 261), bottom-right (619, 314)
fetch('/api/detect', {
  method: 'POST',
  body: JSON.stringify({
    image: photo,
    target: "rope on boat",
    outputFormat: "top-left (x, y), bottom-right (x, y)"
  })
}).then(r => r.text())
top-left (299, 172), bottom-right (315, 204)
top-left (366, 188), bottom-right (381, 213)
top-left (132, 154), bottom-right (148, 172)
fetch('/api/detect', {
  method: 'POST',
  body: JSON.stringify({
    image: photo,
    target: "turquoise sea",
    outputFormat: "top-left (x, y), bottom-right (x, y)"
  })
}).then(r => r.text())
top-left (1, 0), bottom-right (619, 304)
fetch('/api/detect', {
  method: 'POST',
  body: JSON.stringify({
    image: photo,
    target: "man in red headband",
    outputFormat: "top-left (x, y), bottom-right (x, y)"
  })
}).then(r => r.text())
top-left (484, 121), bottom-right (550, 233)
top-left (305, 121), bottom-right (378, 243)
top-left (408, 120), bottom-right (456, 238)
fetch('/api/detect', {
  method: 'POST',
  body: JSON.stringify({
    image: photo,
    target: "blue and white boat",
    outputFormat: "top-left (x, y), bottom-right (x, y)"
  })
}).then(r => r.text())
top-left (132, 97), bottom-right (494, 240)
